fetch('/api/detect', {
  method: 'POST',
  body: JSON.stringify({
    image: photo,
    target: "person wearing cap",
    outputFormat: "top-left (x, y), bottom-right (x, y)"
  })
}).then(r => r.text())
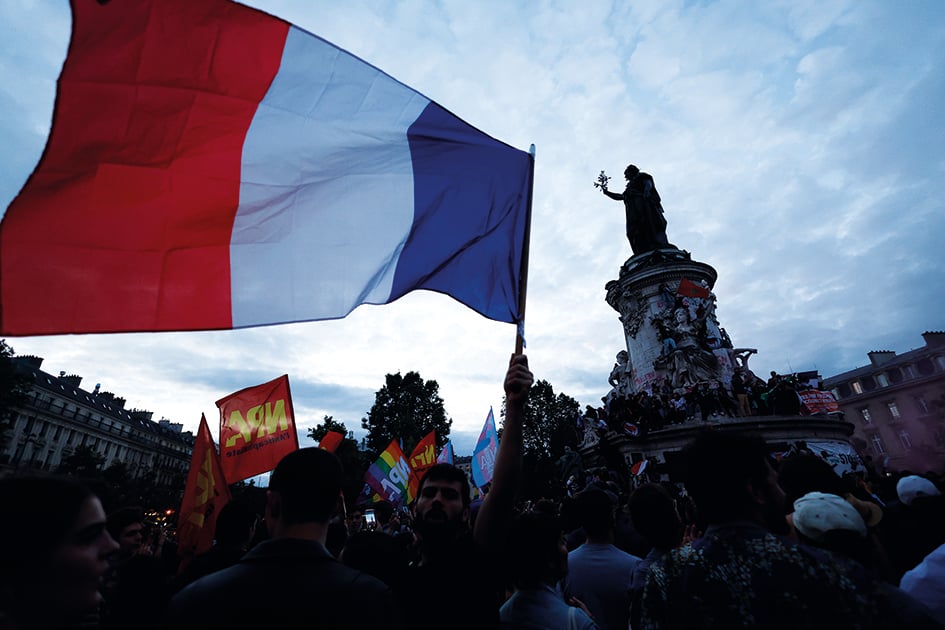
top-left (880, 474), bottom-right (945, 581)
top-left (793, 492), bottom-right (871, 566)
top-left (636, 430), bottom-right (945, 629)
top-left (897, 475), bottom-right (942, 506)
top-left (792, 491), bottom-right (943, 629)
top-left (900, 541), bottom-right (945, 627)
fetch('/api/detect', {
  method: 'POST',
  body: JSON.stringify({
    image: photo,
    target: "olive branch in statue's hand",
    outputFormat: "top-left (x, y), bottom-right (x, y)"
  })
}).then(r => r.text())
top-left (594, 170), bottom-right (611, 192)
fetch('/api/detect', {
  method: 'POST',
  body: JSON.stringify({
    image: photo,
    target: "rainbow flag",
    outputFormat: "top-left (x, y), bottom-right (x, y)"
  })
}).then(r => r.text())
top-left (364, 439), bottom-right (417, 507)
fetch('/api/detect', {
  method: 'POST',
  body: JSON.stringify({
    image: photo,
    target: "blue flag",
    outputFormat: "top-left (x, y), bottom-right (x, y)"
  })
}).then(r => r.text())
top-left (436, 440), bottom-right (455, 465)
top-left (472, 407), bottom-right (498, 488)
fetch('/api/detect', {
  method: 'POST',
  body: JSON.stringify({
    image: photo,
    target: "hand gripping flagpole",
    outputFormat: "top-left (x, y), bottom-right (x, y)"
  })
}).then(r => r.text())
top-left (515, 144), bottom-right (536, 354)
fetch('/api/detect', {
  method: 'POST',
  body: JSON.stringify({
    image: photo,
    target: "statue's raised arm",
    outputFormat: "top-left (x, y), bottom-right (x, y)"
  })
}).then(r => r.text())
top-left (598, 164), bottom-right (674, 256)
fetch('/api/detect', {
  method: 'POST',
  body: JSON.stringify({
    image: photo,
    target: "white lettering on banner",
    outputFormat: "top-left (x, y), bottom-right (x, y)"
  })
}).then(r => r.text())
top-left (807, 440), bottom-right (866, 476)
top-left (388, 458), bottom-right (411, 487)
top-left (380, 478), bottom-right (399, 495)
top-left (478, 447), bottom-right (495, 472)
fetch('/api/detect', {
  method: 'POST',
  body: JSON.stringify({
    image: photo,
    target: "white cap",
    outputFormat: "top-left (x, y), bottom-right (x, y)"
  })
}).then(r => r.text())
top-left (793, 491), bottom-right (867, 542)
top-left (896, 475), bottom-right (941, 506)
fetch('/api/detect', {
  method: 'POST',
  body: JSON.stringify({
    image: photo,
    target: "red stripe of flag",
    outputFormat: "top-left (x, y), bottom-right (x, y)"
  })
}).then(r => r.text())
top-left (0, 0), bottom-right (288, 334)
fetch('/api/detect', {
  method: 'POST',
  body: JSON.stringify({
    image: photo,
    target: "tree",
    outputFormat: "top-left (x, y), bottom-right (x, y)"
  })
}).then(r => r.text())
top-left (0, 340), bottom-right (31, 453)
top-left (361, 371), bottom-right (451, 459)
top-left (307, 415), bottom-right (353, 443)
top-left (520, 380), bottom-right (581, 461)
top-left (309, 415), bottom-right (372, 507)
top-left (501, 379), bottom-right (581, 500)
top-left (55, 444), bottom-right (105, 478)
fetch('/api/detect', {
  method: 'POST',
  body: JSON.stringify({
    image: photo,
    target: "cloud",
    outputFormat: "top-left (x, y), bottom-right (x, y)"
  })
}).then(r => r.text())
top-left (1, 0), bottom-right (943, 459)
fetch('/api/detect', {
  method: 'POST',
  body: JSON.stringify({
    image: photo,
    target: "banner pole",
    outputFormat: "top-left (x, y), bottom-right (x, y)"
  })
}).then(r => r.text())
top-left (515, 144), bottom-right (536, 354)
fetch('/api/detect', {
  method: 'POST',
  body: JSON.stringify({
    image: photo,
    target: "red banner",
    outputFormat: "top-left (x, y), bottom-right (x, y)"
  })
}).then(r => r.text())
top-left (677, 278), bottom-right (711, 298)
top-left (217, 374), bottom-right (299, 482)
top-left (798, 389), bottom-right (840, 415)
top-left (408, 430), bottom-right (437, 493)
top-left (177, 414), bottom-right (231, 571)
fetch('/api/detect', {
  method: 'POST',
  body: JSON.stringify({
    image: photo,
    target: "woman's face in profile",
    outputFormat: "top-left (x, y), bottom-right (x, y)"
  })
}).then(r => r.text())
top-left (42, 495), bottom-right (119, 617)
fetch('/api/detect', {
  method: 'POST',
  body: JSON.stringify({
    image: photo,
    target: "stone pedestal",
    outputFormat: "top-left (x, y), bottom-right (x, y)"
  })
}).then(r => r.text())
top-left (605, 248), bottom-right (735, 396)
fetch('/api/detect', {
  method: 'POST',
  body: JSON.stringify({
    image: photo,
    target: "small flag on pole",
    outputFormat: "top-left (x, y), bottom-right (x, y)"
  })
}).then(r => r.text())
top-left (318, 431), bottom-right (345, 454)
top-left (472, 407), bottom-right (499, 488)
top-left (436, 440), bottom-right (455, 465)
top-left (676, 278), bottom-right (711, 299)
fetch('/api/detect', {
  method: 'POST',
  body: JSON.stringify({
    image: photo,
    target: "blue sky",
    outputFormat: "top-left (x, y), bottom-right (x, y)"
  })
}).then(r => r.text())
top-left (1, 0), bottom-right (943, 457)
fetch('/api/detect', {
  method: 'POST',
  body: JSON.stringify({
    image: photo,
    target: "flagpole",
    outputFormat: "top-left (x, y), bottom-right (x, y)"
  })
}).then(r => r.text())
top-left (515, 144), bottom-right (536, 354)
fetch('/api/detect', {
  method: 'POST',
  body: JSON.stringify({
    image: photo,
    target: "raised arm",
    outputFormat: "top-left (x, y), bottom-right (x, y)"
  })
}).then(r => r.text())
top-left (473, 353), bottom-right (533, 551)
top-left (601, 187), bottom-right (623, 201)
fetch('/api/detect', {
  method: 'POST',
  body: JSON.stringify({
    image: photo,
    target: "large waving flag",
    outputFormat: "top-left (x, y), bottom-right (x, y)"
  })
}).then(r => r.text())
top-left (364, 439), bottom-right (416, 507)
top-left (0, 0), bottom-right (534, 336)
top-left (177, 414), bottom-right (231, 571)
top-left (471, 407), bottom-right (499, 488)
top-left (436, 440), bottom-right (455, 465)
top-left (216, 374), bottom-right (299, 483)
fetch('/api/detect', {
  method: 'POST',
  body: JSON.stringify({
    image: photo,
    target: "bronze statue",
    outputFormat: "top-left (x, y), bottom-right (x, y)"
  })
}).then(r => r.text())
top-left (598, 165), bottom-right (673, 255)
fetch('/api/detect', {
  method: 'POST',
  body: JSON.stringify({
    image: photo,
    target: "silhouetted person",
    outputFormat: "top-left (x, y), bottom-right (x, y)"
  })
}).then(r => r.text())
top-left (165, 448), bottom-right (401, 629)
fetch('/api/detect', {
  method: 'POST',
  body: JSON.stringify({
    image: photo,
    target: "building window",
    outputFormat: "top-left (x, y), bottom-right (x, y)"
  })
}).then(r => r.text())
top-left (917, 358), bottom-right (934, 375)
top-left (887, 402), bottom-right (901, 420)
top-left (870, 434), bottom-right (886, 455)
top-left (935, 428), bottom-right (945, 448)
top-left (902, 364), bottom-right (916, 379)
top-left (860, 408), bottom-right (872, 425)
top-left (899, 431), bottom-right (912, 450)
top-left (876, 373), bottom-right (889, 387)
top-left (852, 381), bottom-right (863, 394)
top-left (936, 356), bottom-right (945, 371)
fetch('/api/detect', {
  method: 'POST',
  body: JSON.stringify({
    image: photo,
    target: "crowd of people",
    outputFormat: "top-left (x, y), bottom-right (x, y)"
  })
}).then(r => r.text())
top-left (2, 353), bottom-right (943, 629)
top-left (595, 368), bottom-right (822, 439)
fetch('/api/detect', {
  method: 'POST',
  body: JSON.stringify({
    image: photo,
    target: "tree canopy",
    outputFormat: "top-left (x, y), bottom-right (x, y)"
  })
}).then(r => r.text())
top-left (308, 415), bottom-right (372, 506)
top-left (0, 340), bottom-right (31, 452)
top-left (501, 378), bottom-right (581, 500)
top-left (361, 371), bottom-right (451, 459)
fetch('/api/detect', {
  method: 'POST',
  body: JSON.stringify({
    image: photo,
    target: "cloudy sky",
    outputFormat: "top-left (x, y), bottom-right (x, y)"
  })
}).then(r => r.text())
top-left (1, 0), bottom-right (943, 457)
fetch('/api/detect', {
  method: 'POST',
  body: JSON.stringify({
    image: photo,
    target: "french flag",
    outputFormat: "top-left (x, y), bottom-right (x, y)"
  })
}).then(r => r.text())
top-left (0, 0), bottom-right (533, 335)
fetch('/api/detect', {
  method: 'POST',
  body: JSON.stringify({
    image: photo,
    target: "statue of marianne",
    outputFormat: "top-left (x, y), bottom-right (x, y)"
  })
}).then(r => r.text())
top-left (599, 164), bottom-right (674, 256)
